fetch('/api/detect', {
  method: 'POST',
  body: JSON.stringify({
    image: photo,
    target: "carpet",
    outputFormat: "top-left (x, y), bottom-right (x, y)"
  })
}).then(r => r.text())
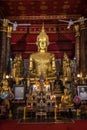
top-left (1, 119), bottom-right (87, 130)
top-left (19, 117), bottom-right (74, 124)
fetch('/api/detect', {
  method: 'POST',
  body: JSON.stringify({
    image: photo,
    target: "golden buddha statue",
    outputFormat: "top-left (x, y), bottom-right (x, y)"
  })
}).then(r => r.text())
top-left (12, 53), bottom-right (23, 78)
top-left (29, 24), bottom-right (57, 80)
top-left (12, 53), bottom-right (24, 84)
top-left (60, 88), bottom-right (73, 108)
top-left (62, 52), bottom-right (71, 77)
top-left (0, 78), bottom-right (13, 110)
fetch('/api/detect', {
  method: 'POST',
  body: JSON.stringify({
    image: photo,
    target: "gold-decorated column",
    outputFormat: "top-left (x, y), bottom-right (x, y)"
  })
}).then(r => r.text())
top-left (0, 19), bottom-right (8, 78)
top-left (74, 24), bottom-right (80, 74)
top-left (6, 26), bottom-right (12, 74)
top-left (79, 17), bottom-right (87, 76)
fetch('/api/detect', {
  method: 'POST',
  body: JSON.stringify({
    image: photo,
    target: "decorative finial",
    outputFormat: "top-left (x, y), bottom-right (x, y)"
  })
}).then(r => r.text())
top-left (42, 22), bottom-right (45, 32)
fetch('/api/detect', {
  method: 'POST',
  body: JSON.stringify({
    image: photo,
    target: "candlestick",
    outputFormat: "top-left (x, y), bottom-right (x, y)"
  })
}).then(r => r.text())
top-left (54, 105), bottom-right (57, 120)
top-left (23, 106), bottom-right (26, 120)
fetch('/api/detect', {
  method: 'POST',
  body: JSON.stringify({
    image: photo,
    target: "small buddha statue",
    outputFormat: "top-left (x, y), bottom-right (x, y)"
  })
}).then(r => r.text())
top-left (0, 74), bottom-right (11, 95)
top-left (12, 53), bottom-right (24, 84)
top-left (12, 53), bottom-right (23, 77)
top-left (62, 52), bottom-right (71, 77)
top-left (0, 78), bottom-right (13, 110)
top-left (60, 88), bottom-right (73, 108)
top-left (29, 24), bottom-right (57, 80)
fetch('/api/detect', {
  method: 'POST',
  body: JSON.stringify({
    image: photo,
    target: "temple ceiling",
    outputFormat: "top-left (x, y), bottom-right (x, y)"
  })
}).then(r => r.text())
top-left (0, 0), bottom-right (87, 23)
top-left (0, 0), bottom-right (87, 59)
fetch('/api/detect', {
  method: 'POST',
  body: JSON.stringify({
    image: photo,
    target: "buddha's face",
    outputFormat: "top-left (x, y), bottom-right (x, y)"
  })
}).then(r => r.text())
top-left (64, 54), bottom-right (68, 60)
top-left (64, 89), bottom-right (67, 95)
top-left (38, 37), bottom-right (47, 50)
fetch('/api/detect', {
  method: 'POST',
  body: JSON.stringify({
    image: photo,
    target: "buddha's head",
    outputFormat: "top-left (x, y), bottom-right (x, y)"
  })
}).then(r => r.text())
top-left (36, 23), bottom-right (49, 52)
top-left (2, 79), bottom-right (8, 87)
top-left (64, 52), bottom-right (68, 60)
top-left (64, 88), bottom-right (68, 95)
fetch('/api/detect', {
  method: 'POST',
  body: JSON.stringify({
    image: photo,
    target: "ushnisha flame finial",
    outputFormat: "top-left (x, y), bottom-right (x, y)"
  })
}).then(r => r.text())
top-left (36, 23), bottom-right (49, 45)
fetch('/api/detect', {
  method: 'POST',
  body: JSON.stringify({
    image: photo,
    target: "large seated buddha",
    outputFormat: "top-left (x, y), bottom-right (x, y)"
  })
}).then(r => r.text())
top-left (29, 24), bottom-right (57, 81)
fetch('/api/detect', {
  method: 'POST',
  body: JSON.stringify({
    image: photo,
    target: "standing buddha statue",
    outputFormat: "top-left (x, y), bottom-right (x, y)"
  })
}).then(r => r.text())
top-left (62, 52), bottom-right (71, 77)
top-left (12, 53), bottom-right (24, 84)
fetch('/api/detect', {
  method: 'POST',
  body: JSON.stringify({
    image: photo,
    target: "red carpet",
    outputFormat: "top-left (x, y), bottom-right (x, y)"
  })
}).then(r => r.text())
top-left (0, 120), bottom-right (87, 130)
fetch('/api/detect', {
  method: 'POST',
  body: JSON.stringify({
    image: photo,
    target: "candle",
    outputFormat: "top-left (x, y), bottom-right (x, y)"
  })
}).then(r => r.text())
top-left (23, 106), bottom-right (26, 120)
top-left (54, 105), bottom-right (57, 120)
